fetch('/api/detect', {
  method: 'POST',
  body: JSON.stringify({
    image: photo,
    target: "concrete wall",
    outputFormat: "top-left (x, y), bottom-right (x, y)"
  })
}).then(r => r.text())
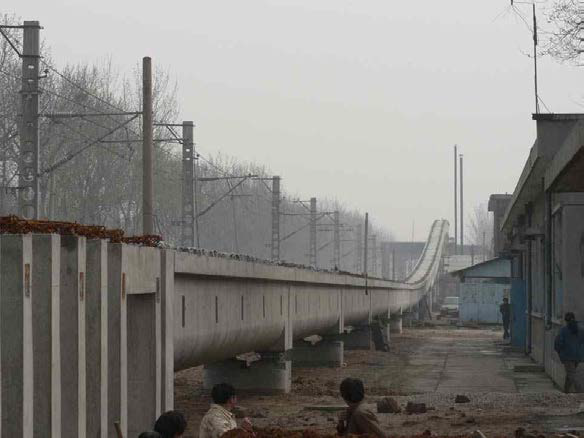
top-left (0, 219), bottom-right (448, 436)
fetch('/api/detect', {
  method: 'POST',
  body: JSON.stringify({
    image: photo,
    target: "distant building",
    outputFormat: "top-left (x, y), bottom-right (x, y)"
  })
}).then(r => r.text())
top-left (451, 258), bottom-right (511, 324)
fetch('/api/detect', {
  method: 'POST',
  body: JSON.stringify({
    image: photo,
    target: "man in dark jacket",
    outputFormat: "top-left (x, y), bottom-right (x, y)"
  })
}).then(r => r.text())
top-left (500, 298), bottom-right (511, 339)
top-left (554, 312), bottom-right (584, 393)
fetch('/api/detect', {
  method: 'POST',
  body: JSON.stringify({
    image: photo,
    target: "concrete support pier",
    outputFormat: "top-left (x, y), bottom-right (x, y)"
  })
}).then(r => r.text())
top-left (291, 339), bottom-right (344, 368)
top-left (390, 308), bottom-right (403, 334)
top-left (203, 353), bottom-right (291, 394)
top-left (342, 325), bottom-right (372, 350)
top-left (371, 320), bottom-right (390, 351)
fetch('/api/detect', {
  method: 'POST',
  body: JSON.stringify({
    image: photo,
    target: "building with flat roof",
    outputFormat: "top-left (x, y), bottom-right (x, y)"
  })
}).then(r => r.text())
top-left (500, 113), bottom-right (584, 387)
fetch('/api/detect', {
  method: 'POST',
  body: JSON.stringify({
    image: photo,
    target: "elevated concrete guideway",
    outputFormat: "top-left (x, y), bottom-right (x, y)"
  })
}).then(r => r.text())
top-left (0, 219), bottom-right (448, 438)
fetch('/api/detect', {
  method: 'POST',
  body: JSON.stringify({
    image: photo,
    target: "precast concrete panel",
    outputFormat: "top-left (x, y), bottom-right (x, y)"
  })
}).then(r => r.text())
top-left (1, 234), bottom-right (33, 438)
top-left (127, 293), bottom-right (157, 438)
top-left (31, 234), bottom-right (61, 438)
top-left (59, 235), bottom-right (86, 438)
top-left (160, 250), bottom-right (175, 412)
top-left (107, 243), bottom-right (128, 438)
top-left (85, 239), bottom-right (107, 438)
top-left (174, 276), bottom-right (290, 369)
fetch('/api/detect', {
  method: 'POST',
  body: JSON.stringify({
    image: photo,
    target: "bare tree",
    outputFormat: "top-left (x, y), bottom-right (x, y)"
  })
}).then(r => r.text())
top-left (545, 0), bottom-right (584, 62)
top-left (466, 202), bottom-right (493, 260)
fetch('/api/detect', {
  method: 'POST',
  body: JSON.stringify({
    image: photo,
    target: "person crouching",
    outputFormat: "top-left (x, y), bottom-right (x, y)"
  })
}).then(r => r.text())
top-left (199, 383), bottom-right (253, 438)
top-left (337, 378), bottom-right (387, 438)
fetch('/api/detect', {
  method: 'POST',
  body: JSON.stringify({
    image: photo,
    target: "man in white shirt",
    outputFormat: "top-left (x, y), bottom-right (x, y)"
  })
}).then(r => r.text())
top-left (199, 383), bottom-right (253, 438)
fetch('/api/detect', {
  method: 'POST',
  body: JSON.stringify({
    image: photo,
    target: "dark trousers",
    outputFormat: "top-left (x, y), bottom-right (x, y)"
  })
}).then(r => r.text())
top-left (503, 319), bottom-right (510, 339)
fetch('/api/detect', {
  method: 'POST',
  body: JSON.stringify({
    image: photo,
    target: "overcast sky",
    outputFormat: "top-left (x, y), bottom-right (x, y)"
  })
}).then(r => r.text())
top-left (6, 0), bottom-right (584, 240)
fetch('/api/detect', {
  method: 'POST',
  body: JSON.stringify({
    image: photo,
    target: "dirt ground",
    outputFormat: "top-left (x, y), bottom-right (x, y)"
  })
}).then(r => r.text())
top-left (175, 326), bottom-right (584, 438)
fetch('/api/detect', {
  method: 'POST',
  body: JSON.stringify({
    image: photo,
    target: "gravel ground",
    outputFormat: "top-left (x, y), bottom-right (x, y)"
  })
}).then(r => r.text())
top-left (175, 327), bottom-right (584, 438)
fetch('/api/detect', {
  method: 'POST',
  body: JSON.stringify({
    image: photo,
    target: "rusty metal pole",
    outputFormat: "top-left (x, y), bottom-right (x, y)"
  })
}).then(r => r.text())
top-left (142, 57), bottom-right (154, 235)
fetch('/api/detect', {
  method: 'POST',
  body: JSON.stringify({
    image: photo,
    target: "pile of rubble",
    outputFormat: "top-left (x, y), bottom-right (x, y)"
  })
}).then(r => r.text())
top-left (0, 215), bottom-right (162, 246)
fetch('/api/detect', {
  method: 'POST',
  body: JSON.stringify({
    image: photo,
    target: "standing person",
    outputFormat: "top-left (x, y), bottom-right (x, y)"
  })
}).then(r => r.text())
top-left (154, 411), bottom-right (187, 438)
top-left (337, 378), bottom-right (387, 438)
top-left (500, 298), bottom-right (511, 339)
top-left (199, 383), bottom-right (253, 438)
top-left (554, 312), bottom-right (584, 393)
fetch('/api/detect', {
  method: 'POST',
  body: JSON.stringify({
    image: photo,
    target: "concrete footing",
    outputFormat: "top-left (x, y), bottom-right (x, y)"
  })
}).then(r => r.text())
top-left (343, 326), bottom-right (372, 350)
top-left (371, 322), bottom-right (390, 351)
top-left (390, 309), bottom-right (403, 334)
top-left (291, 339), bottom-right (344, 367)
top-left (203, 353), bottom-right (291, 394)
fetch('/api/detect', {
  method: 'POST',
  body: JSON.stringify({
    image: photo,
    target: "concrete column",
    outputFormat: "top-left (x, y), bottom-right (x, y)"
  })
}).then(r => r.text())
top-left (31, 234), bottom-right (61, 438)
top-left (1, 234), bottom-right (34, 437)
top-left (291, 339), bottom-right (344, 368)
top-left (203, 352), bottom-right (291, 394)
top-left (160, 250), bottom-right (175, 412)
top-left (108, 243), bottom-right (128, 438)
top-left (371, 320), bottom-right (390, 352)
top-left (390, 308), bottom-right (403, 334)
top-left (85, 239), bottom-right (108, 438)
top-left (60, 235), bottom-right (87, 438)
top-left (342, 325), bottom-right (372, 350)
top-left (126, 246), bottom-right (161, 437)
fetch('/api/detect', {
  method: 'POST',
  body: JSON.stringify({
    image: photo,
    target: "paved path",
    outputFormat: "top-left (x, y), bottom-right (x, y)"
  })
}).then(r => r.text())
top-left (399, 327), bottom-right (557, 393)
top-left (355, 327), bottom-right (558, 394)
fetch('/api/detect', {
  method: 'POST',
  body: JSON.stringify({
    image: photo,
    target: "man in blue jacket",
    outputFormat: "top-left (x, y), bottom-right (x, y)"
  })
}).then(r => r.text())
top-left (554, 312), bottom-right (584, 393)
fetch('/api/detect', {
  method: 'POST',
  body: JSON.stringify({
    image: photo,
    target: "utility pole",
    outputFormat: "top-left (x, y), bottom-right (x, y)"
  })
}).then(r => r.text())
top-left (370, 234), bottom-right (377, 276)
top-left (392, 247), bottom-right (396, 280)
top-left (355, 223), bottom-right (363, 273)
top-left (482, 231), bottom-right (486, 262)
top-left (381, 242), bottom-right (390, 280)
top-left (193, 141), bottom-right (200, 247)
top-left (363, 213), bottom-right (369, 276)
top-left (309, 197), bottom-right (317, 267)
top-left (333, 210), bottom-right (340, 269)
top-left (454, 145), bottom-right (458, 255)
top-left (271, 176), bottom-right (281, 261)
top-left (533, 3), bottom-right (539, 114)
top-left (142, 57), bottom-right (154, 235)
top-left (181, 121), bottom-right (195, 247)
top-left (460, 154), bottom-right (464, 253)
top-left (19, 21), bottom-right (41, 219)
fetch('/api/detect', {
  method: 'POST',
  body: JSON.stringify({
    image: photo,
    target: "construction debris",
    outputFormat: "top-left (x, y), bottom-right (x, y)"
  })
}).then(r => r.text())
top-left (0, 215), bottom-right (161, 246)
top-left (455, 395), bottom-right (471, 404)
top-left (405, 402), bottom-right (428, 414)
top-left (471, 430), bottom-right (487, 438)
top-left (377, 397), bottom-right (401, 413)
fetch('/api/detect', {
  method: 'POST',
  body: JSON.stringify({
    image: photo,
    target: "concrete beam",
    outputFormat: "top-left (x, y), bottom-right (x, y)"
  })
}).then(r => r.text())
top-left (32, 234), bottom-right (61, 438)
top-left (1, 235), bottom-right (34, 437)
